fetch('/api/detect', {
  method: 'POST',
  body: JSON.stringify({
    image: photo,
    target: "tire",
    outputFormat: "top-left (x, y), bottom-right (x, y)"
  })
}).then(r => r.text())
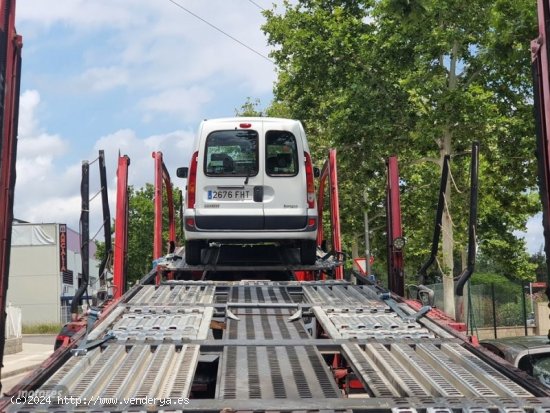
top-left (185, 240), bottom-right (202, 265)
top-left (300, 240), bottom-right (317, 265)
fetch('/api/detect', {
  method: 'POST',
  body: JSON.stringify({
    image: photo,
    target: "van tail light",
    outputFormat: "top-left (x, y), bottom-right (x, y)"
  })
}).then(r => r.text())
top-left (185, 218), bottom-right (196, 230)
top-left (187, 151), bottom-right (199, 209)
top-left (305, 152), bottom-right (315, 208)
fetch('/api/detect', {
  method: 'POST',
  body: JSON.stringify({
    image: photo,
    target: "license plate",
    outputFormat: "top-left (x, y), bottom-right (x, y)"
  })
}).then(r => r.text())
top-left (207, 189), bottom-right (252, 200)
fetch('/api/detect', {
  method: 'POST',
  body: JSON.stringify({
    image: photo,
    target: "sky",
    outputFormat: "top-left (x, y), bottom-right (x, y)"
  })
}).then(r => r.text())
top-left (14, 0), bottom-right (278, 243)
top-left (12, 0), bottom-right (545, 254)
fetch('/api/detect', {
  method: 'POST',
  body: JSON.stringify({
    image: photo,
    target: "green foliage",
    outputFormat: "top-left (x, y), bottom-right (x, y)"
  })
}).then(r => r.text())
top-left (470, 271), bottom-right (522, 296)
top-left (530, 248), bottom-right (548, 282)
top-left (94, 239), bottom-right (106, 264)
top-left (496, 301), bottom-right (524, 326)
top-left (95, 183), bottom-right (183, 285)
top-left (22, 323), bottom-right (63, 334)
top-left (126, 184), bottom-right (156, 282)
top-left (261, 0), bottom-right (540, 285)
top-left (468, 277), bottom-right (529, 327)
top-left (235, 97), bottom-right (264, 117)
top-left (471, 271), bottom-right (515, 286)
top-left (471, 293), bottom-right (525, 328)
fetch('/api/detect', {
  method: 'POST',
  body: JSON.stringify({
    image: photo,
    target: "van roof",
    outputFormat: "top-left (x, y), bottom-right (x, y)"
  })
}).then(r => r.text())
top-left (202, 117), bottom-right (301, 126)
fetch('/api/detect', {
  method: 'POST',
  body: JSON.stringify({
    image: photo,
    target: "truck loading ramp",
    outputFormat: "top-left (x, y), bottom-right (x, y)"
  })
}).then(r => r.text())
top-left (6, 280), bottom-right (550, 412)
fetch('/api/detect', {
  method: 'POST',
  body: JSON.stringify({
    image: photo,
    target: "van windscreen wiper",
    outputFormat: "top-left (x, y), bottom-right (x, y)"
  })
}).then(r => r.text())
top-left (244, 166), bottom-right (252, 185)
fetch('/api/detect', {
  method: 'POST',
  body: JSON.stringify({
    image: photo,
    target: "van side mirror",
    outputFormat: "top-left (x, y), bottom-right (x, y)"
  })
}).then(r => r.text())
top-left (176, 167), bottom-right (189, 178)
top-left (313, 167), bottom-right (320, 178)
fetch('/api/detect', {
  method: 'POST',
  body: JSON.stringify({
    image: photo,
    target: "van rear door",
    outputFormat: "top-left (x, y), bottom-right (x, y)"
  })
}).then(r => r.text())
top-left (194, 124), bottom-right (264, 230)
top-left (262, 125), bottom-right (308, 230)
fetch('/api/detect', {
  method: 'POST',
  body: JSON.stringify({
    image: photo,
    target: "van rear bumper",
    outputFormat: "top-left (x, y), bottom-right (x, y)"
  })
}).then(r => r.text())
top-left (184, 214), bottom-right (318, 241)
top-left (193, 215), bottom-right (310, 231)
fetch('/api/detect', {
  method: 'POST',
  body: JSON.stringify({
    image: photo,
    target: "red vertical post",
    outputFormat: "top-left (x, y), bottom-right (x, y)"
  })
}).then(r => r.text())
top-left (162, 163), bottom-right (176, 250)
top-left (316, 149), bottom-right (343, 280)
top-left (153, 152), bottom-right (163, 264)
top-left (113, 155), bottom-right (130, 299)
top-left (386, 156), bottom-right (405, 297)
top-left (153, 152), bottom-right (178, 283)
top-left (532, 0), bottom-right (550, 297)
top-left (328, 150), bottom-right (343, 280)
top-left (162, 163), bottom-right (176, 281)
top-left (153, 152), bottom-right (163, 285)
top-left (0, 0), bottom-right (21, 390)
top-left (316, 170), bottom-right (326, 247)
top-left (328, 151), bottom-right (343, 373)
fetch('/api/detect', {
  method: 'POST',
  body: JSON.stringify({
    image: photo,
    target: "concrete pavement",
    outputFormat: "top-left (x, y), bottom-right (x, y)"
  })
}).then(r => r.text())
top-left (1, 336), bottom-right (55, 394)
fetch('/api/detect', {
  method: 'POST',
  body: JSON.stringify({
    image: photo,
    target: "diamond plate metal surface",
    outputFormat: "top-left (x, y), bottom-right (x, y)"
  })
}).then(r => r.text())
top-left (111, 307), bottom-right (213, 341)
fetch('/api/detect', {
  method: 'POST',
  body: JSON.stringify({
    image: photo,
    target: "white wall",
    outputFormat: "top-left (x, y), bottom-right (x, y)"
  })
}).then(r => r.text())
top-left (8, 223), bottom-right (102, 325)
top-left (7, 223), bottom-right (60, 324)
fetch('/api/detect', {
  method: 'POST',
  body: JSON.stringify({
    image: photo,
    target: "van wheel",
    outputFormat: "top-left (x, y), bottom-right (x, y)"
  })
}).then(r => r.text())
top-left (185, 240), bottom-right (202, 265)
top-left (300, 240), bottom-right (317, 265)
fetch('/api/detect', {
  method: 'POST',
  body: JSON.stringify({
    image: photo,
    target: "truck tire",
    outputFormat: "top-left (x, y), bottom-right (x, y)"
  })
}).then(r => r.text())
top-left (185, 240), bottom-right (202, 265)
top-left (300, 240), bottom-right (317, 265)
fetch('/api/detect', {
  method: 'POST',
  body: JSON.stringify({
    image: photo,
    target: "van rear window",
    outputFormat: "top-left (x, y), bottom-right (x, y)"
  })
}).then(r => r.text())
top-left (266, 131), bottom-right (299, 177)
top-left (205, 130), bottom-right (259, 177)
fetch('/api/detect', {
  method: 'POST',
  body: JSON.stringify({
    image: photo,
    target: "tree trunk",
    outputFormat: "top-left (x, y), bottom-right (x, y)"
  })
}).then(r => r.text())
top-left (441, 172), bottom-right (455, 316)
top-left (441, 41), bottom-right (459, 318)
top-left (441, 126), bottom-right (455, 317)
top-left (351, 236), bottom-right (359, 284)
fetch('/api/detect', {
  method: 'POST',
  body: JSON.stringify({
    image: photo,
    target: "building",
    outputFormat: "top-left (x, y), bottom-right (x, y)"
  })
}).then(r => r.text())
top-left (6, 222), bottom-right (100, 325)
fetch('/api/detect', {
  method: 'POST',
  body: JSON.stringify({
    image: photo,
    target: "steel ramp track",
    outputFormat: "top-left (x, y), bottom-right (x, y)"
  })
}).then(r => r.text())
top-left (342, 342), bottom-right (534, 400)
top-left (128, 284), bottom-right (215, 305)
top-left (226, 308), bottom-right (309, 340)
top-left (303, 283), bottom-right (383, 308)
top-left (111, 307), bottom-right (213, 341)
top-left (216, 345), bottom-right (341, 400)
top-left (11, 344), bottom-right (199, 411)
top-left (228, 284), bottom-right (294, 303)
top-left (312, 306), bottom-right (434, 339)
top-left (6, 281), bottom-right (550, 412)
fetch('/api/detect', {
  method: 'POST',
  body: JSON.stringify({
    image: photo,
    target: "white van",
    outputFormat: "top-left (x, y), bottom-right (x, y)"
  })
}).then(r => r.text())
top-left (178, 117), bottom-right (318, 265)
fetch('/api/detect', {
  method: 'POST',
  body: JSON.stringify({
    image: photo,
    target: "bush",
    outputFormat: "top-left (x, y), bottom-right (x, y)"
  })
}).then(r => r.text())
top-left (471, 272), bottom-right (521, 297)
top-left (22, 323), bottom-right (62, 334)
top-left (496, 302), bottom-right (524, 326)
top-left (468, 285), bottom-right (527, 328)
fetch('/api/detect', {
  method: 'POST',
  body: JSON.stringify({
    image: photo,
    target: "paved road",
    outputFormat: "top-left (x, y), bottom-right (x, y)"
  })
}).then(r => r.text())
top-left (1, 335), bottom-right (56, 395)
top-left (2, 371), bottom-right (30, 395)
top-left (21, 335), bottom-right (56, 346)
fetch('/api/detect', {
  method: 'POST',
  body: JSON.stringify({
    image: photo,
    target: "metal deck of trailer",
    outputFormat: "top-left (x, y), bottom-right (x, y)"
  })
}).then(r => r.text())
top-left (9, 280), bottom-right (550, 412)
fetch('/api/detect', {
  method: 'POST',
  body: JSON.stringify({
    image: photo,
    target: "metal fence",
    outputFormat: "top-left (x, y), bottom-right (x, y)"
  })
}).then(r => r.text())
top-left (60, 305), bottom-right (72, 324)
top-left (424, 280), bottom-right (532, 331)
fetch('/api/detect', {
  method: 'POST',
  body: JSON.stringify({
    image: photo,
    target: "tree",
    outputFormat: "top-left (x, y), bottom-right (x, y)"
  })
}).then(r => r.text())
top-left (96, 183), bottom-right (183, 286)
top-left (530, 248), bottom-right (548, 282)
top-left (235, 97), bottom-right (264, 117)
top-left (263, 0), bottom-right (539, 316)
top-left (126, 184), bottom-right (155, 282)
